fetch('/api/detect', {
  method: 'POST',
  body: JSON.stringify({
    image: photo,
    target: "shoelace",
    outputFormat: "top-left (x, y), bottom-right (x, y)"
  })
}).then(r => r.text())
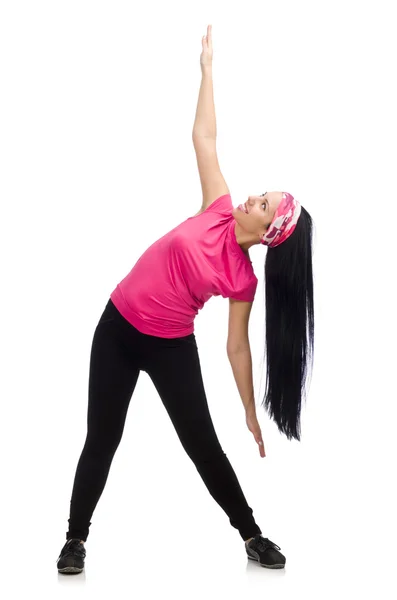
top-left (254, 534), bottom-right (281, 552)
top-left (56, 539), bottom-right (85, 563)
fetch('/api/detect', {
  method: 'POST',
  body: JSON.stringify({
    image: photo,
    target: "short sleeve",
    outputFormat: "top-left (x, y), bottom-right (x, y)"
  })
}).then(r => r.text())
top-left (207, 194), bottom-right (233, 215)
top-left (229, 276), bottom-right (258, 302)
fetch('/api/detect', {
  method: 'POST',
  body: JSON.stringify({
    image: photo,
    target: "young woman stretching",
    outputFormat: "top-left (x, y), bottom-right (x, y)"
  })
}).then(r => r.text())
top-left (56, 25), bottom-right (315, 574)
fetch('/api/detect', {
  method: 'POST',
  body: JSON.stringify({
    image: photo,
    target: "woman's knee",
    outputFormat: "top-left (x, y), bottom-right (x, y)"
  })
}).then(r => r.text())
top-left (182, 432), bottom-right (225, 464)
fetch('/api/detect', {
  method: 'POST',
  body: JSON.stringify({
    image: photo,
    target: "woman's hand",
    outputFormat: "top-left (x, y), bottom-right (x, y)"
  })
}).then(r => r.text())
top-left (246, 407), bottom-right (266, 458)
top-left (200, 24), bottom-right (213, 69)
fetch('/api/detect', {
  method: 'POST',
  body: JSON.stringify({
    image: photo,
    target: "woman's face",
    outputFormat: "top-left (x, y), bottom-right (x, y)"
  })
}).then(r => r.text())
top-left (232, 191), bottom-right (283, 237)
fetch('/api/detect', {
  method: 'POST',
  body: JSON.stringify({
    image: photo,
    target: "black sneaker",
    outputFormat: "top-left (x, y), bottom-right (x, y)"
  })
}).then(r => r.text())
top-left (245, 534), bottom-right (286, 569)
top-left (56, 538), bottom-right (86, 574)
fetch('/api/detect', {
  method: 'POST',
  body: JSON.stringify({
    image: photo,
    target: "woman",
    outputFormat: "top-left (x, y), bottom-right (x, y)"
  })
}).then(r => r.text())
top-left (56, 25), bottom-right (314, 574)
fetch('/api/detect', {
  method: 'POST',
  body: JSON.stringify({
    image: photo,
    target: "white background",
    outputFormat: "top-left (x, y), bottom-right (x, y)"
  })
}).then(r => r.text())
top-left (1, 1), bottom-right (396, 598)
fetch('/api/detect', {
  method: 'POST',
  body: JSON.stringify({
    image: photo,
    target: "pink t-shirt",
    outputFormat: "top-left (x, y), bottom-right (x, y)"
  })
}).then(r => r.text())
top-left (110, 194), bottom-right (258, 338)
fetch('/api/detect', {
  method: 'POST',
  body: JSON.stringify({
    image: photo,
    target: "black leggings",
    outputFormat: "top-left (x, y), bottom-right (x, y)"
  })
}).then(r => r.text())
top-left (66, 298), bottom-right (262, 542)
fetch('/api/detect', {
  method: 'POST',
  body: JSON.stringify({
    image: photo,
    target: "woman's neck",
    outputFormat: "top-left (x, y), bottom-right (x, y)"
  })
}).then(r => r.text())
top-left (234, 222), bottom-right (260, 254)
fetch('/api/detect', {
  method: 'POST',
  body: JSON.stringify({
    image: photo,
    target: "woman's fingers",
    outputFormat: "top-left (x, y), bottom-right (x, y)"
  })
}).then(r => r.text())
top-left (257, 435), bottom-right (266, 457)
top-left (200, 25), bottom-right (213, 67)
top-left (203, 24), bottom-right (212, 45)
top-left (207, 24), bottom-right (212, 46)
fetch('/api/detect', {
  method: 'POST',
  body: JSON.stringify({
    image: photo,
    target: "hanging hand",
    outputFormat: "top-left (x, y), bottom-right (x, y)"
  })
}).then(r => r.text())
top-left (246, 407), bottom-right (266, 457)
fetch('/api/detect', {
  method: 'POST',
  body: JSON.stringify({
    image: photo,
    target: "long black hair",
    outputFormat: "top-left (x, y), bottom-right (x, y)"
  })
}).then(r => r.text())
top-left (256, 205), bottom-right (315, 441)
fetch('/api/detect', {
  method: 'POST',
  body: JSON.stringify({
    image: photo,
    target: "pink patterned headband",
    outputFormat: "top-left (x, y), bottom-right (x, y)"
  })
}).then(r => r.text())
top-left (260, 192), bottom-right (301, 248)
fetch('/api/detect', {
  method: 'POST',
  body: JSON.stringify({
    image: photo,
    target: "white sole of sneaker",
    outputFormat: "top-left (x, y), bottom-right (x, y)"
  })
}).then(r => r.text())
top-left (58, 566), bottom-right (84, 574)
